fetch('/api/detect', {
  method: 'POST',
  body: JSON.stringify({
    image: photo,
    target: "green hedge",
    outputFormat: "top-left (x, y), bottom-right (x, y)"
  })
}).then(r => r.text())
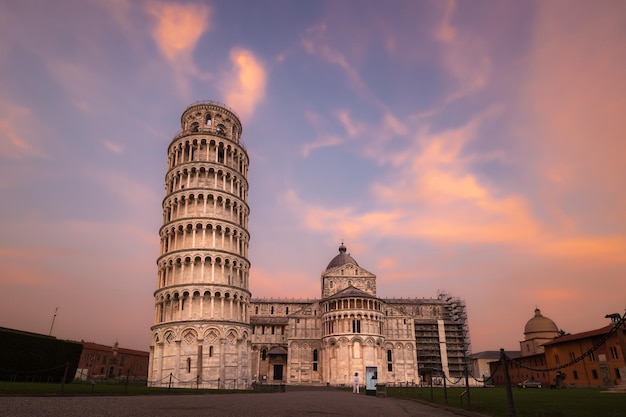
top-left (0, 328), bottom-right (82, 383)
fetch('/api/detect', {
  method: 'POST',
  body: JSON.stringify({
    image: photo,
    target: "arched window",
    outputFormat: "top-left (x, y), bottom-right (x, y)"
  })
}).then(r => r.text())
top-left (387, 350), bottom-right (393, 371)
top-left (209, 346), bottom-right (214, 357)
top-left (216, 124), bottom-right (226, 135)
top-left (190, 122), bottom-right (199, 132)
top-left (262, 349), bottom-right (267, 360)
top-left (186, 357), bottom-right (191, 373)
top-left (206, 114), bottom-right (212, 126)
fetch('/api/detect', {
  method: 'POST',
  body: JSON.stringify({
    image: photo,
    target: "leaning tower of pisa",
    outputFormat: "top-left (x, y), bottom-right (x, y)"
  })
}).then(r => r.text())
top-left (149, 101), bottom-right (252, 389)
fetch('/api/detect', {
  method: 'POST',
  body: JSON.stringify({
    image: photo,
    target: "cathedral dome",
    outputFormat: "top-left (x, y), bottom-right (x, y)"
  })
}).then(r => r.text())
top-left (326, 243), bottom-right (359, 270)
top-left (524, 308), bottom-right (559, 338)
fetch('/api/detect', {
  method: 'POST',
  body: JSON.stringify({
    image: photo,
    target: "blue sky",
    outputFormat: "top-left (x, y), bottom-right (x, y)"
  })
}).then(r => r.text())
top-left (1, 0), bottom-right (625, 352)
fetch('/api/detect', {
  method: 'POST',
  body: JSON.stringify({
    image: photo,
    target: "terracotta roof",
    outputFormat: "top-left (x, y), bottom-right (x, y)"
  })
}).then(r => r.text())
top-left (543, 324), bottom-right (619, 346)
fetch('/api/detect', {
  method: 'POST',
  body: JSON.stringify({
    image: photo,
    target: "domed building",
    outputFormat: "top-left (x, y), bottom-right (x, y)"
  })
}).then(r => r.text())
top-left (249, 244), bottom-right (472, 388)
top-left (520, 308), bottom-right (560, 356)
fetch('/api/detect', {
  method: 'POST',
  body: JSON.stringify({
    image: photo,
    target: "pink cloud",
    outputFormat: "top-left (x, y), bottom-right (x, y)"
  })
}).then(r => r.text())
top-left (0, 102), bottom-right (47, 159)
top-left (218, 48), bottom-right (267, 119)
top-left (249, 267), bottom-right (318, 299)
top-left (147, 1), bottom-right (210, 61)
top-left (103, 141), bottom-right (124, 154)
top-left (516, 1), bottom-right (626, 228)
top-left (146, 1), bottom-right (212, 97)
top-left (435, 0), bottom-right (457, 43)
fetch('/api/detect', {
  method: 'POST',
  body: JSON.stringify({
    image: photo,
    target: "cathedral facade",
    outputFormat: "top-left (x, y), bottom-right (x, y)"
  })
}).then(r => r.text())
top-left (148, 102), bottom-right (470, 389)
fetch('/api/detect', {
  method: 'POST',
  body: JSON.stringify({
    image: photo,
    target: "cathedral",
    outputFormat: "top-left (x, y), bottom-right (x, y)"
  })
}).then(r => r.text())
top-left (148, 102), bottom-right (470, 389)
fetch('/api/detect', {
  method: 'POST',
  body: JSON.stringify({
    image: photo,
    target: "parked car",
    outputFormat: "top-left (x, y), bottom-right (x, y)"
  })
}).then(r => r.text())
top-left (518, 379), bottom-right (542, 388)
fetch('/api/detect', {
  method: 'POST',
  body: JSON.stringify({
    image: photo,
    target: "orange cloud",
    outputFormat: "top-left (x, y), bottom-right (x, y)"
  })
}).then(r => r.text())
top-left (147, 1), bottom-right (210, 61)
top-left (218, 48), bottom-right (266, 119)
top-left (536, 236), bottom-right (626, 263)
top-left (146, 1), bottom-right (211, 98)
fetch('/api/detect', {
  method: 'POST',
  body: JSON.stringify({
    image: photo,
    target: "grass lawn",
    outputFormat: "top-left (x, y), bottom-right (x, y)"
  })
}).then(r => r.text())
top-left (387, 386), bottom-right (626, 417)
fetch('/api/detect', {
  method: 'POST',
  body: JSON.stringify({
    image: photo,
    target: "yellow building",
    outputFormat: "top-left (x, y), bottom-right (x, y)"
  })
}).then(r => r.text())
top-left (543, 324), bottom-right (626, 388)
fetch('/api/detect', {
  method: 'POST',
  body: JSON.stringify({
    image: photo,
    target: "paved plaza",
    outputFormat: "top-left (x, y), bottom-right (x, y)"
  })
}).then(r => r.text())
top-left (0, 390), bottom-right (486, 417)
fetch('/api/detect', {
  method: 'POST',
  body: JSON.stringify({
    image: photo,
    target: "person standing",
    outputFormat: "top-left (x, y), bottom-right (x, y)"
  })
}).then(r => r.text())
top-left (353, 372), bottom-right (360, 394)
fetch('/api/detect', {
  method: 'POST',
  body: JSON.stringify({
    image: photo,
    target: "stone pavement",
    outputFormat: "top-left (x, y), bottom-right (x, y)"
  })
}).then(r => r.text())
top-left (0, 390), bottom-right (488, 417)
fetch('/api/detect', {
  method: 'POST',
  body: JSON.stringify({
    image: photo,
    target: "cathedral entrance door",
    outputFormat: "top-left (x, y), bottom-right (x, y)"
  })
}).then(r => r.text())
top-left (273, 364), bottom-right (283, 380)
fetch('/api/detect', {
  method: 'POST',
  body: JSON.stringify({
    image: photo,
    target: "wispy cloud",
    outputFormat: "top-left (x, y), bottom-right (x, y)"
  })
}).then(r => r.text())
top-left (0, 102), bottom-right (47, 159)
top-left (103, 141), bottom-right (124, 154)
top-left (433, 0), bottom-right (491, 103)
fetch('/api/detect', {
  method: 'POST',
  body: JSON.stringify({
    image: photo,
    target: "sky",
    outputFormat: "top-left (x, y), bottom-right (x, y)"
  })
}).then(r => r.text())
top-left (1, 0), bottom-right (625, 354)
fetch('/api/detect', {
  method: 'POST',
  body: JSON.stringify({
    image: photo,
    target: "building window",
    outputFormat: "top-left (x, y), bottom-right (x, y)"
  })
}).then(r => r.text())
top-left (573, 370), bottom-right (579, 380)
top-left (554, 354), bottom-right (560, 365)
top-left (286, 307), bottom-right (289, 314)
top-left (255, 306), bottom-right (258, 314)
top-left (589, 350), bottom-right (595, 361)
top-left (610, 346), bottom-right (619, 360)
top-left (616, 368), bottom-right (622, 380)
top-left (271, 306), bottom-right (274, 315)
top-left (329, 281), bottom-right (333, 289)
top-left (271, 326), bottom-right (275, 335)
top-left (352, 320), bottom-right (361, 333)
top-left (313, 349), bottom-right (318, 372)
top-left (569, 352), bottom-right (576, 362)
top-left (387, 349), bottom-right (393, 372)
top-left (262, 349), bottom-right (267, 361)
top-left (592, 369), bottom-right (598, 379)
top-left (209, 346), bottom-right (213, 357)
top-left (186, 358), bottom-right (191, 373)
